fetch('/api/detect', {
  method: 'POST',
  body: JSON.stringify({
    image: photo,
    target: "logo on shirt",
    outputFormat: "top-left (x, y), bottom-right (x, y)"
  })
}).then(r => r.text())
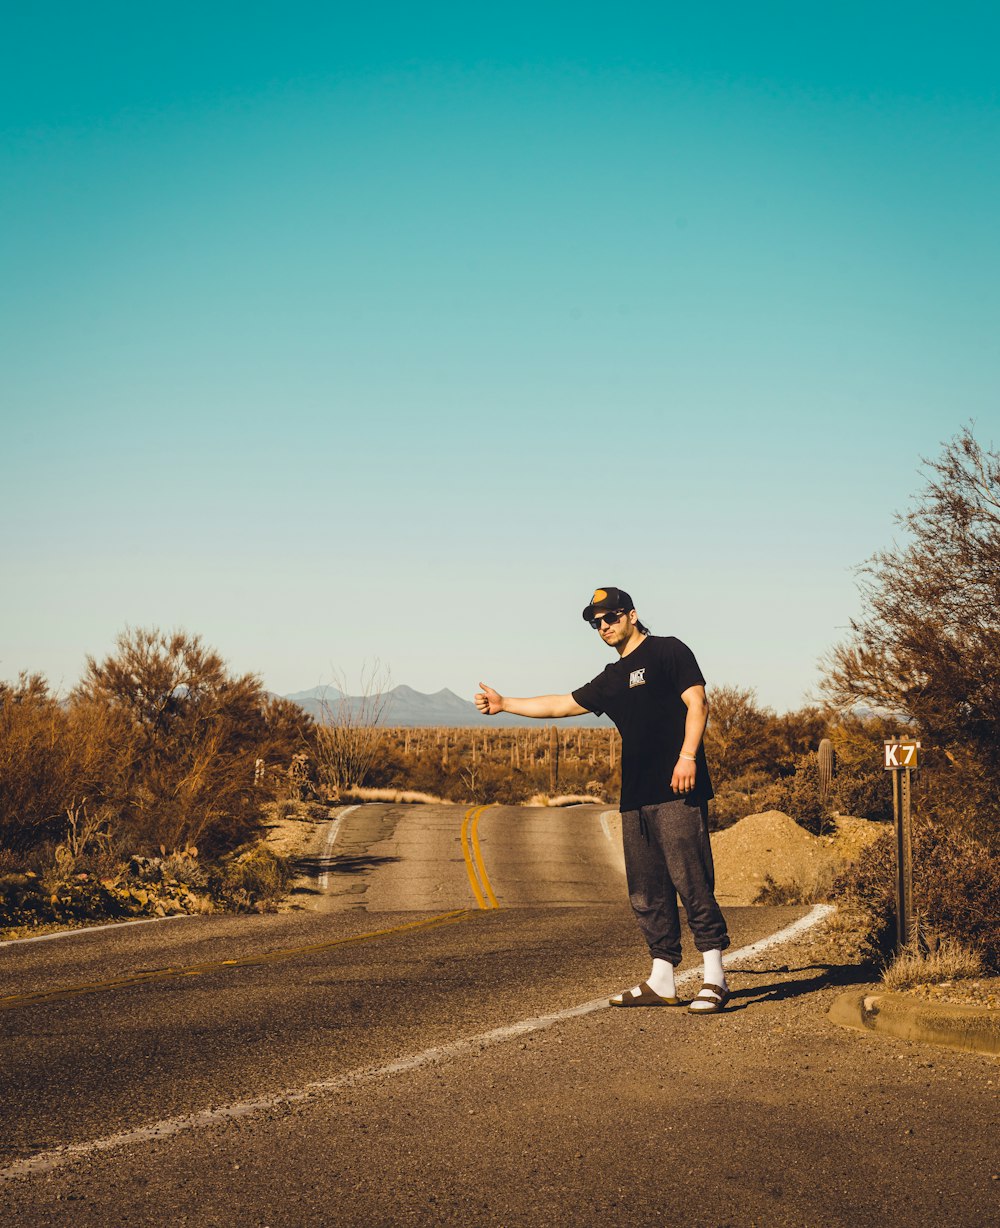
top-left (629, 668), bottom-right (646, 688)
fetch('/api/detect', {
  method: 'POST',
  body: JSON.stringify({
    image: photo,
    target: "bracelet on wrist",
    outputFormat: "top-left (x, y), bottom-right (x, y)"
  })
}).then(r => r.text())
top-left (679, 753), bottom-right (697, 762)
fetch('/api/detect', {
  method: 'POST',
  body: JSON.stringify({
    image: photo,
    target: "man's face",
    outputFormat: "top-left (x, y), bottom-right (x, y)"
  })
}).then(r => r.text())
top-left (591, 607), bottom-right (636, 647)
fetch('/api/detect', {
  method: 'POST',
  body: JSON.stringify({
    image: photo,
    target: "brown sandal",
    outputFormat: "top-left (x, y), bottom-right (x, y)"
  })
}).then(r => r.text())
top-left (688, 982), bottom-right (731, 1014)
top-left (610, 981), bottom-right (682, 1008)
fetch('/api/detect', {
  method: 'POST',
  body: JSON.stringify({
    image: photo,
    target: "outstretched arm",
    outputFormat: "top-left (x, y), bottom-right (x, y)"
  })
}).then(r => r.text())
top-left (475, 682), bottom-right (587, 720)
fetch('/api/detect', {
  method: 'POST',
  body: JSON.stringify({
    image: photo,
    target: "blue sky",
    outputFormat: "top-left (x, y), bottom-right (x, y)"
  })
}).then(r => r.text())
top-left (3, 3), bottom-right (998, 712)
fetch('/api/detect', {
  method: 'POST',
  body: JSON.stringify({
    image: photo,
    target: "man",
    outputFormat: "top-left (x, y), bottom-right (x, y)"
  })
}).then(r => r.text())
top-left (475, 587), bottom-right (731, 1014)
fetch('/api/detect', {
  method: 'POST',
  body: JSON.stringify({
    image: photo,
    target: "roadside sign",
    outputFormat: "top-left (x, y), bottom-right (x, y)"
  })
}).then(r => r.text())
top-left (883, 737), bottom-right (921, 951)
top-left (884, 740), bottom-right (920, 770)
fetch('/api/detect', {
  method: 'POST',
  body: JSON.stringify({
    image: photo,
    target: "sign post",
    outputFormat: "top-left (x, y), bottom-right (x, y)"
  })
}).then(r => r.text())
top-left (884, 738), bottom-right (920, 951)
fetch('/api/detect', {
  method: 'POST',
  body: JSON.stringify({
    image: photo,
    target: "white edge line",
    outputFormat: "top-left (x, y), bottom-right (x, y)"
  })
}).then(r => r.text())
top-left (722, 903), bottom-right (834, 964)
top-left (1, 902), bottom-right (833, 1181)
top-left (598, 809), bottom-right (616, 842)
top-left (0, 914), bottom-right (197, 950)
top-left (317, 805), bottom-right (359, 891)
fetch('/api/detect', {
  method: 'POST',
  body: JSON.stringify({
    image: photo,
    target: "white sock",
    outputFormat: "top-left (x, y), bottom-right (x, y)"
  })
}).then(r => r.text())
top-left (646, 957), bottom-right (676, 998)
top-left (702, 948), bottom-right (726, 989)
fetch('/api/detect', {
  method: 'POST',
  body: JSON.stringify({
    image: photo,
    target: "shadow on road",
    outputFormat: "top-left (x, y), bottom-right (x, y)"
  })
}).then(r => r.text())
top-left (292, 853), bottom-right (401, 882)
top-left (725, 962), bottom-right (874, 1011)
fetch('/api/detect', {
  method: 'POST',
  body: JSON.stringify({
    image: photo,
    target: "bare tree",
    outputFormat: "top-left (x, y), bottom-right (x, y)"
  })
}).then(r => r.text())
top-left (460, 760), bottom-right (480, 802)
top-left (313, 660), bottom-right (392, 795)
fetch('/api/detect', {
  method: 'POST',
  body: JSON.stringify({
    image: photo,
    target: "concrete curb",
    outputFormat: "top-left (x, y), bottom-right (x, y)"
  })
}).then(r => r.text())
top-left (829, 988), bottom-right (1000, 1056)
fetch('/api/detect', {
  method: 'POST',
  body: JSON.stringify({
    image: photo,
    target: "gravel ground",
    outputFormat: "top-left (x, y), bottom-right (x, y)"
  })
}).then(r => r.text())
top-left (3, 905), bottom-right (997, 1228)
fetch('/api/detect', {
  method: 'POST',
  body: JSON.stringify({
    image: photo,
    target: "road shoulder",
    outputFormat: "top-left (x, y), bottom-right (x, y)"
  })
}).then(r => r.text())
top-left (829, 987), bottom-right (1000, 1056)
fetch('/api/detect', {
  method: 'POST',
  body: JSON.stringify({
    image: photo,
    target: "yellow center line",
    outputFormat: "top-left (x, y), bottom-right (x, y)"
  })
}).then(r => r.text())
top-left (460, 806), bottom-right (488, 909)
top-left (0, 910), bottom-right (472, 1012)
top-left (470, 805), bottom-right (499, 909)
top-left (461, 805), bottom-right (499, 910)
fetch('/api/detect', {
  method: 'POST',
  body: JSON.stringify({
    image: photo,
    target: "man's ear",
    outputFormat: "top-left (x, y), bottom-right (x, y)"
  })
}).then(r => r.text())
top-left (628, 610), bottom-right (638, 625)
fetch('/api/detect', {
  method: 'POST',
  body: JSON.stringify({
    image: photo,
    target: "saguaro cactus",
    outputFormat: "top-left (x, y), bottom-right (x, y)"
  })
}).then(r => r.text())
top-left (818, 738), bottom-right (836, 805)
top-left (549, 724), bottom-right (559, 793)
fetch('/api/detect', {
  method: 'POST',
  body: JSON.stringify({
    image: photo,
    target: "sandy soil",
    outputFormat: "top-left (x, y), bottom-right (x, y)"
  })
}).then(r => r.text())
top-left (259, 801), bottom-right (336, 860)
top-left (712, 810), bottom-right (885, 906)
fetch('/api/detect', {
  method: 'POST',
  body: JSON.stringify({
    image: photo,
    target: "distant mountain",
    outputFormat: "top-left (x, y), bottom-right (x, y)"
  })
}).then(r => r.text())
top-left (284, 684), bottom-right (610, 728)
top-left (284, 686), bottom-right (343, 706)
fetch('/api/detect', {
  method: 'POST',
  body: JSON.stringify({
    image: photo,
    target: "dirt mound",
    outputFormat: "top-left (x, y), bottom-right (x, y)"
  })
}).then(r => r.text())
top-left (711, 810), bottom-right (884, 906)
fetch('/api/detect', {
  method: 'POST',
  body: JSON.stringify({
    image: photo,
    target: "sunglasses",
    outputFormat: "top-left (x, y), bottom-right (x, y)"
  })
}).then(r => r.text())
top-left (589, 609), bottom-right (627, 629)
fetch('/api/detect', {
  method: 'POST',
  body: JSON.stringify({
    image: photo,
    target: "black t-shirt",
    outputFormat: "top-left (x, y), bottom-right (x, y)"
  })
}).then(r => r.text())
top-left (572, 635), bottom-right (713, 812)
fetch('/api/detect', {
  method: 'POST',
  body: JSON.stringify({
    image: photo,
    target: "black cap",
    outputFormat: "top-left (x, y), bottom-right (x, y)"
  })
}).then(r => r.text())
top-left (582, 586), bottom-right (635, 622)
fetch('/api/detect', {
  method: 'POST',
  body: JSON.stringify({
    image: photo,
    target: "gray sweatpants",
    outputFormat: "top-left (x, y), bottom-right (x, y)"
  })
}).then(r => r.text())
top-left (621, 799), bottom-right (730, 965)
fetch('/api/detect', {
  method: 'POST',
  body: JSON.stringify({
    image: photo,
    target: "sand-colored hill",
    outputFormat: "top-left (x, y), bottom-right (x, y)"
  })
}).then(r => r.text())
top-left (712, 810), bottom-right (885, 906)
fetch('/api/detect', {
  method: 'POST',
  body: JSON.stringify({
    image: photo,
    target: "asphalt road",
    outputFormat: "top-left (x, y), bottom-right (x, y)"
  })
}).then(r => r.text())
top-left (2, 804), bottom-right (997, 1226)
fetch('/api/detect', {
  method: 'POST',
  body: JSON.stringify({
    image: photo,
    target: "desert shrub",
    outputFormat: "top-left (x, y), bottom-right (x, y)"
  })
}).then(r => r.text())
top-left (0, 849), bottom-right (219, 931)
top-left (836, 819), bottom-right (1000, 970)
top-left (767, 706), bottom-right (831, 773)
top-left (361, 726), bottom-right (620, 808)
top-left (361, 741), bottom-right (409, 788)
top-left (456, 761), bottom-right (537, 805)
top-left (0, 871), bottom-right (53, 929)
top-left (703, 690), bottom-right (838, 785)
top-left (785, 753), bottom-right (831, 834)
top-left (0, 676), bottom-right (134, 855)
top-left (707, 711), bottom-right (899, 832)
top-left (709, 771), bottom-right (789, 830)
top-left (309, 662), bottom-right (392, 794)
top-left (369, 746), bottom-right (448, 797)
top-left (76, 628), bottom-right (305, 856)
top-left (161, 848), bottom-right (208, 889)
top-left (710, 791), bottom-right (754, 830)
top-left (216, 843), bottom-right (292, 912)
top-left (824, 426), bottom-right (1000, 844)
top-left (0, 676), bottom-right (80, 851)
top-left (0, 628), bottom-right (322, 926)
top-left (703, 687), bottom-right (782, 784)
top-left (260, 695), bottom-right (314, 769)
top-left (62, 833), bottom-right (123, 883)
top-left (831, 760), bottom-right (893, 822)
top-left (822, 713), bottom-right (896, 822)
top-left (751, 778), bottom-right (796, 814)
top-left (918, 764), bottom-right (1000, 849)
top-left (552, 755), bottom-right (609, 797)
top-left (753, 864), bottom-right (836, 905)
top-left (1, 629), bottom-right (314, 868)
top-left (473, 764), bottom-right (532, 805)
top-left (882, 937), bottom-right (985, 989)
top-left (2, 865), bottom-right (140, 930)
